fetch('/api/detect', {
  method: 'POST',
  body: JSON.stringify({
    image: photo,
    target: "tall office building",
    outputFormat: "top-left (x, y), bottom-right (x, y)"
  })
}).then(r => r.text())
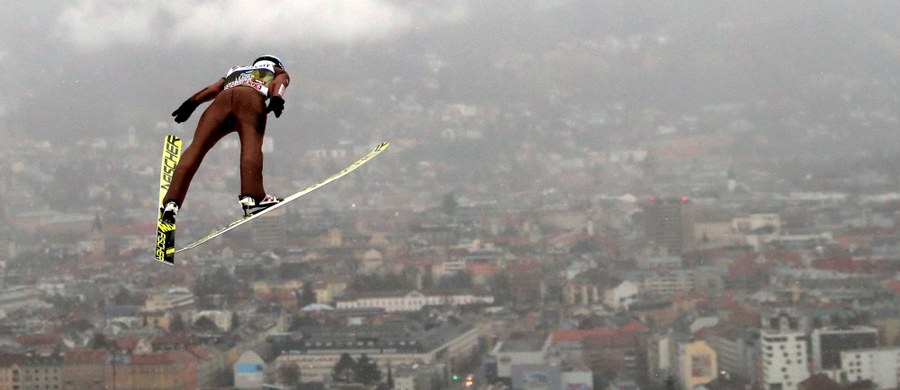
top-left (507, 260), bottom-right (544, 310)
top-left (251, 207), bottom-right (287, 250)
top-left (839, 347), bottom-right (900, 389)
top-left (642, 197), bottom-right (692, 255)
top-left (811, 326), bottom-right (878, 380)
top-left (760, 330), bottom-right (809, 390)
top-left (760, 310), bottom-right (810, 390)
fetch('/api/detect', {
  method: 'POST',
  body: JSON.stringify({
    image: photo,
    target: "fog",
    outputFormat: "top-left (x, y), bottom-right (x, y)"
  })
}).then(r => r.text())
top-left (2, 2), bottom-right (900, 389)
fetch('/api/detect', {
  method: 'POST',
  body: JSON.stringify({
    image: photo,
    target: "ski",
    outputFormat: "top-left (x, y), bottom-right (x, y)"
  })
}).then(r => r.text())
top-left (175, 141), bottom-right (389, 255)
top-left (155, 135), bottom-right (183, 265)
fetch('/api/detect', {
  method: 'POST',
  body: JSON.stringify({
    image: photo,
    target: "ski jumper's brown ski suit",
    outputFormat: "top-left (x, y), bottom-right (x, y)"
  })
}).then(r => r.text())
top-left (163, 61), bottom-right (290, 207)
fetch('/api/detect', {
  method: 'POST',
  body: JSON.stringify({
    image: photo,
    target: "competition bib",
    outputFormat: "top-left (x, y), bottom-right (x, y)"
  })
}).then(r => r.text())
top-left (223, 64), bottom-right (276, 96)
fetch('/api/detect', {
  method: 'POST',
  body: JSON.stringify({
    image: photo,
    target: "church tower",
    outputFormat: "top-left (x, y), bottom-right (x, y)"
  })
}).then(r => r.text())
top-left (90, 214), bottom-right (106, 256)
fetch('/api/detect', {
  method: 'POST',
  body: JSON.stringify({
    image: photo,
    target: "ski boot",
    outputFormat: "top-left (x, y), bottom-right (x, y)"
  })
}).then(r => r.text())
top-left (160, 201), bottom-right (179, 224)
top-left (239, 194), bottom-right (282, 217)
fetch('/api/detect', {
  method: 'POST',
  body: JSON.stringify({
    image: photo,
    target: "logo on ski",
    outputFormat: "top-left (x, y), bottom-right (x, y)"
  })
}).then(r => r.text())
top-left (155, 135), bottom-right (182, 265)
top-left (160, 137), bottom-right (181, 191)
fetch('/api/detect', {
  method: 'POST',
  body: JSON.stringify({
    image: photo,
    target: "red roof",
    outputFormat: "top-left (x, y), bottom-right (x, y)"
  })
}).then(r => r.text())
top-left (186, 346), bottom-right (216, 360)
top-left (584, 332), bottom-right (639, 348)
top-left (729, 254), bottom-right (760, 277)
top-left (152, 332), bottom-right (191, 345)
top-left (552, 320), bottom-right (647, 342)
top-left (467, 262), bottom-right (498, 276)
top-left (114, 337), bottom-right (140, 351)
top-left (16, 333), bottom-right (60, 346)
top-left (260, 290), bottom-right (294, 301)
top-left (0, 353), bottom-right (25, 367)
top-left (766, 250), bottom-right (803, 267)
top-left (64, 349), bottom-right (108, 363)
top-left (131, 351), bottom-right (195, 365)
top-left (799, 373), bottom-right (841, 390)
top-left (884, 279), bottom-right (900, 294)
top-left (811, 256), bottom-right (858, 273)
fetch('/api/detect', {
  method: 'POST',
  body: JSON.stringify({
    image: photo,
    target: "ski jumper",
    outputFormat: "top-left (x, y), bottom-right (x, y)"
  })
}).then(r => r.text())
top-left (163, 63), bottom-right (290, 207)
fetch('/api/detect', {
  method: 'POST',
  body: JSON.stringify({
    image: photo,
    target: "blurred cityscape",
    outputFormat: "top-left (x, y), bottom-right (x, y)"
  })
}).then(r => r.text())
top-left (2, 4), bottom-right (900, 390)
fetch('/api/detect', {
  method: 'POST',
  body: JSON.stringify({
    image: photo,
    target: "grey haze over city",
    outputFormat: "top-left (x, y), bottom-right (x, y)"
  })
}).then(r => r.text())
top-left (5, 1), bottom-right (900, 390)
top-left (3, 1), bottom-right (899, 150)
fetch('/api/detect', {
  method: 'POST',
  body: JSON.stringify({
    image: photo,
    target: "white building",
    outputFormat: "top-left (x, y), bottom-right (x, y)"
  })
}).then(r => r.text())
top-left (193, 310), bottom-right (234, 331)
top-left (760, 329), bottom-right (809, 390)
top-left (144, 287), bottom-right (195, 312)
top-left (0, 286), bottom-right (44, 312)
top-left (811, 326), bottom-right (879, 380)
top-left (604, 280), bottom-right (639, 310)
top-left (442, 257), bottom-right (466, 274)
top-left (732, 213), bottom-right (781, 234)
top-left (561, 371), bottom-right (593, 390)
top-left (492, 332), bottom-right (553, 380)
top-left (335, 290), bottom-right (493, 312)
top-left (234, 351), bottom-right (265, 389)
top-left (276, 323), bottom-right (479, 383)
top-left (707, 328), bottom-right (759, 381)
top-left (839, 347), bottom-right (900, 389)
top-left (642, 270), bottom-right (695, 296)
top-left (392, 363), bottom-right (447, 390)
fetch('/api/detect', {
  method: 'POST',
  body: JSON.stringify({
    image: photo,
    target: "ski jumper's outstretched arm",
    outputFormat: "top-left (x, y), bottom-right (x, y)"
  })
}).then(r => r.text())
top-left (188, 78), bottom-right (227, 103)
top-left (171, 78), bottom-right (226, 123)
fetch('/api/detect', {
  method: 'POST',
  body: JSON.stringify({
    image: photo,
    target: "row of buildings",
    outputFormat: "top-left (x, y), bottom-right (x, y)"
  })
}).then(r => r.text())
top-left (2, 44), bottom-right (900, 389)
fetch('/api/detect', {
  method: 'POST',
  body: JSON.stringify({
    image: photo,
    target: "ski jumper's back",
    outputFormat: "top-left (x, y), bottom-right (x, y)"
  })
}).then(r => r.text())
top-left (223, 63), bottom-right (278, 97)
top-left (162, 62), bottom-right (290, 207)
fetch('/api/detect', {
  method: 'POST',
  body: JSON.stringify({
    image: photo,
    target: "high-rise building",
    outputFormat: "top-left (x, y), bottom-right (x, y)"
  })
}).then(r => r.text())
top-left (839, 346), bottom-right (900, 389)
top-left (507, 260), bottom-right (543, 310)
top-left (760, 330), bottom-right (809, 390)
top-left (642, 197), bottom-right (692, 255)
top-left (811, 326), bottom-right (879, 380)
top-left (760, 310), bottom-right (810, 390)
top-left (707, 327), bottom-right (760, 381)
top-left (251, 207), bottom-right (287, 250)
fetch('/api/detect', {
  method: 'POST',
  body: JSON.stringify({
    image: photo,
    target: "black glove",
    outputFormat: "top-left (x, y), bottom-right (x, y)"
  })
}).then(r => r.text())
top-left (267, 96), bottom-right (285, 118)
top-left (171, 99), bottom-right (200, 123)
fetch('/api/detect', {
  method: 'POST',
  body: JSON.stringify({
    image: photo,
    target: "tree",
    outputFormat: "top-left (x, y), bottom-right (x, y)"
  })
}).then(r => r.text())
top-left (278, 363), bottom-right (301, 388)
top-left (193, 316), bottom-right (218, 332)
top-left (422, 266), bottom-right (435, 290)
top-left (289, 315), bottom-right (320, 331)
top-left (350, 273), bottom-right (413, 292)
top-left (589, 353), bottom-right (618, 390)
top-left (354, 354), bottom-right (382, 385)
top-left (665, 376), bottom-right (677, 390)
top-left (487, 272), bottom-right (513, 304)
top-left (332, 353), bottom-right (356, 383)
top-left (298, 282), bottom-right (317, 307)
top-left (437, 272), bottom-right (472, 289)
top-left (169, 314), bottom-right (186, 332)
top-left (88, 333), bottom-right (115, 350)
top-left (441, 192), bottom-right (458, 216)
top-left (380, 366), bottom-right (394, 390)
top-left (113, 287), bottom-right (141, 306)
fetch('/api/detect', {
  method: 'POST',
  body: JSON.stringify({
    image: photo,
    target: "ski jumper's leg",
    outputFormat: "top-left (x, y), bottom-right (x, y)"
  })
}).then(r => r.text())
top-left (163, 90), bottom-right (234, 206)
top-left (231, 87), bottom-right (269, 200)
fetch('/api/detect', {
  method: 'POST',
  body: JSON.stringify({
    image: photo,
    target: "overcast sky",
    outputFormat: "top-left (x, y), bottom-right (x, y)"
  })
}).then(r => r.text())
top-left (4, 1), bottom-right (900, 149)
top-left (1, 0), bottom-right (472, 141)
